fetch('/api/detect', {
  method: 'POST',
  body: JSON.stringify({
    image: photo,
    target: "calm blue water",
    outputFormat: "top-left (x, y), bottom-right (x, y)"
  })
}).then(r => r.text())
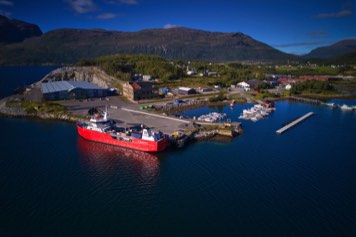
top-left (0, 66), bottom-right (57, 97)
top-left (1, 67), bottom-right (355, 237)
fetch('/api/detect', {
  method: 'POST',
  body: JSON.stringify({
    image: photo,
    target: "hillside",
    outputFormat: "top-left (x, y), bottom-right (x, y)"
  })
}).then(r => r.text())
top-left (0, 15), bottom-right (42, 44)
top-left (327, 52), bottom-right (356, 64)
top-left (0, 26), bottom-right (295, 65)
top-left (304, 39), bottom-right (356, 59)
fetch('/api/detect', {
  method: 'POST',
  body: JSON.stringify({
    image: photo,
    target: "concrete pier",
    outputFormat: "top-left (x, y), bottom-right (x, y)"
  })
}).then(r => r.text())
top-left (121, 107), bottom-right (190, 123)
top-left (276, 112), bottom-right (314, 134)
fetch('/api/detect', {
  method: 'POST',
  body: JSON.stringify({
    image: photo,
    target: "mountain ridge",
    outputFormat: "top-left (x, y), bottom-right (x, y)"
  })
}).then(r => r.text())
top-left (0, 15), bottom-right (42, 44)
top-left (0, 27), bottom-right (295, 65)
top-left (1, 15), bottom-right (355, 65)
top-left (304, 39), bottom-right (356, 59)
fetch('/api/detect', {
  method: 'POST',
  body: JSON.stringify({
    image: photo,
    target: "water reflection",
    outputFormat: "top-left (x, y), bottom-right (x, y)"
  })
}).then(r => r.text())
top-left (77, 137), bottom-right (159, 181)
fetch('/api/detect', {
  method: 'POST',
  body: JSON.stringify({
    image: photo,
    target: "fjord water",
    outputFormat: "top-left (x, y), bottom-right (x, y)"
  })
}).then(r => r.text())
top-left (0, 66), bottom-right (57, 98)
top-left (1, 67), bottom-right (355, 236)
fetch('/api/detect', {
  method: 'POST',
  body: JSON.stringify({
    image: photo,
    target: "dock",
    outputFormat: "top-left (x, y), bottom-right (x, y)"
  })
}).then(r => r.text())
top-left (288, 96), bottom-right (322, 104)
top-left (121, 107), bottom-right (190, 123)
top-left (276, 112), bottom-right (314, 134)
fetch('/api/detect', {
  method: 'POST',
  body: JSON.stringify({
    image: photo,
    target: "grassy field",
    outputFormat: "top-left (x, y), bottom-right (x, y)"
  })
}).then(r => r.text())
top-left (6, 100), bottom-right (67, 114)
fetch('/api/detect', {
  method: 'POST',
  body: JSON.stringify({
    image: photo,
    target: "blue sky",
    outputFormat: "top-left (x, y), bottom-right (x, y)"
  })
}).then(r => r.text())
top-left (1, 0), bottom-right (355, 55)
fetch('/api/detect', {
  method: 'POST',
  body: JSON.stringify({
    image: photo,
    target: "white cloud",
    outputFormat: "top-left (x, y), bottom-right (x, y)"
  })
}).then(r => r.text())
top-left (272, 41), bottom-right (330, 48)
top-left (313, 10), bottom-right (352, 19)
top-left (163, 24), bottom-right (178, 29)
top-left (0, 0), bottom-right (13, 6)
top-left (66, 0), bottom-right (96, 14)
top-left (96, 13), bottom-right (118, 19)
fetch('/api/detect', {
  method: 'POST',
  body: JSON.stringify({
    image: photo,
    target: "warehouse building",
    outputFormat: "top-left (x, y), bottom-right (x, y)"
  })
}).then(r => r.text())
top-left (177, 87), bottom-right (197, 95)
top-left (41, 81), bottom-right (107, 101)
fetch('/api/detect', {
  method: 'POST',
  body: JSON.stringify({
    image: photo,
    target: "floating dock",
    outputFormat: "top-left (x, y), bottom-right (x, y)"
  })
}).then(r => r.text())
top-left (276, 112), bottom-right (314, 134)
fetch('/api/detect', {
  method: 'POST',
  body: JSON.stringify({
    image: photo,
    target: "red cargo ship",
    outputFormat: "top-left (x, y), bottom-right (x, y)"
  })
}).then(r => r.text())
top-left (77, 109), bottom-right (169, 152)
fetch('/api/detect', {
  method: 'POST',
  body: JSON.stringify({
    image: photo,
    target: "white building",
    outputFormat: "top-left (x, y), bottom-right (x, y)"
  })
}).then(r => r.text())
top-left (187, 70), bottom-right (196, 76)
top-left (142, 75), bottom-right (152, 81)
top-left (285, 84), bottom-right (292, 90)
top-left (237, 81), bottom-right (251, 91)
top-left (178, 87), bottom-right (197, 95)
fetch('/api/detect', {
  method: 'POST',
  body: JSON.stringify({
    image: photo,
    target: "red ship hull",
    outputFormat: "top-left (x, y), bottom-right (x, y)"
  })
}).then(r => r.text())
top-left (77, 124), bottom-right (169, 153)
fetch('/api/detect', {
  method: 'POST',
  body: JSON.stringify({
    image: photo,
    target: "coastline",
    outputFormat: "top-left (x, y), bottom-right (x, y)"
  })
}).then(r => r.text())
top-left (0, 94), bottom-right (242, 144)
top-left (2, 92), bottom-right (355, 122)
top-left (0, 96), bottom-right (86, 123)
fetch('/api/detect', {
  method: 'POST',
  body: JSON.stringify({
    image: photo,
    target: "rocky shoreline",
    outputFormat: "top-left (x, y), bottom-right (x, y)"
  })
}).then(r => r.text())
top-left (0, 96), bottom-right (85, 123)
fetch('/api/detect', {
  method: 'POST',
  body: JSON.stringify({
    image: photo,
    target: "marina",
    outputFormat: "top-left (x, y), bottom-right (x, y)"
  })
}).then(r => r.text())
top-left (276, 112), bottom-right (315, 134)
top-left (238, 102), bottom-right (275, 122)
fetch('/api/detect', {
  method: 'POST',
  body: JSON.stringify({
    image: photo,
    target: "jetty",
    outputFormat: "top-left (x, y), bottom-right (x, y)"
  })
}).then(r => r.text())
top-left (276, 112), bottom-right (314, 134)
top-left (288, 96), bottom-right (322, 104)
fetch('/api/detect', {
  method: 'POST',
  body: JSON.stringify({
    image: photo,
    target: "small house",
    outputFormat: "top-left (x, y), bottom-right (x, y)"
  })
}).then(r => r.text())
top-left (198, 87), bottom-right (213, 93)
top-left (208, 71), bottom-right (219, 77)
top-left (142, 75), bottom-right (153, 81)
top-left (187, 70), bottom-right (196, 76)
top-left (237, 81), bottom-right (251, 91)
top-left (122, 81), bottom-right (158, 101)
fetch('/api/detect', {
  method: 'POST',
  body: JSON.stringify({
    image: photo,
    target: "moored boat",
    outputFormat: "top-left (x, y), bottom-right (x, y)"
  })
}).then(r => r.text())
top-left (77, 108), bottom-right (169, 152)
top-left (340, 104), bottom-right (353, 111)
top-left (325, 102), bottom-right (337, 108)
top-left (238, 102), bottom-right (275, 121)
top-left (230, 99), bottom-right (235, 107)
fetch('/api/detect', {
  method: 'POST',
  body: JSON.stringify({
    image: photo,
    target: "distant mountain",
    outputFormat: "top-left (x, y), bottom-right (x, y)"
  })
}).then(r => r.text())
top-left (0, 24), bottom-right (295, 65)
top-left (304, 39), bottom-right (356, 59)
top-left (324, 52), bottom-right (356, 64)
top-left (0, 15), bottom-right (42, 44)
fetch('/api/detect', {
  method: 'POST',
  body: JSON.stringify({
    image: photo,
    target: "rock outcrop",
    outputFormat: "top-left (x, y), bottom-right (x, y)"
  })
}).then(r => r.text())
top-left (39, 66), bottom-right (119, 88)
top-left (0, 96), bottom-right (27, 116)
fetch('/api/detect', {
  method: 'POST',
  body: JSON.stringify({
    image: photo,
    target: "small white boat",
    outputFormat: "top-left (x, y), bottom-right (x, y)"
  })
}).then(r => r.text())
top-left (238, 103), bottom-right (275, 122)
top-left (230, 100), bottom-right (235, 107)
top-left (340, 104), bottom-right (353, 111)
top-left (325, 102), bottom-right (337, 108)
top-left (197, 112), bottom-right (227, 122)
top-left (250, 117), bottom-right (258, 122)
